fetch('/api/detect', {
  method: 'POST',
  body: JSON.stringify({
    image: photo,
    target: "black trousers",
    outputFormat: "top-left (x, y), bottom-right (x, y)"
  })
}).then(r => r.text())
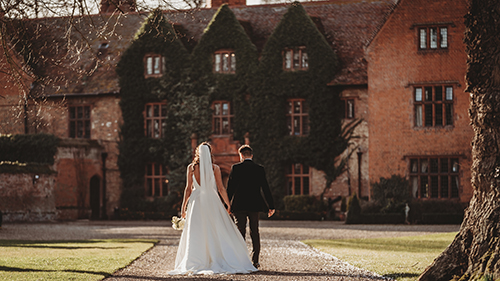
top-left (233, 211), bottom-right (260, 264)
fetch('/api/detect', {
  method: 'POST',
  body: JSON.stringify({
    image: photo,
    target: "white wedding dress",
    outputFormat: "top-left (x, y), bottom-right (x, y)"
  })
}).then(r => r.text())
top-left (169, 145), bottom-right (257, 275)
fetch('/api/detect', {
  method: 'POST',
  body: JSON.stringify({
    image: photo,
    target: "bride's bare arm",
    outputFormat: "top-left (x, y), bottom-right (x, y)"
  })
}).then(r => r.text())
top-left (181, 164), bottom-right (194, 218)
top-left (214, 164), bottom-right (231, 213)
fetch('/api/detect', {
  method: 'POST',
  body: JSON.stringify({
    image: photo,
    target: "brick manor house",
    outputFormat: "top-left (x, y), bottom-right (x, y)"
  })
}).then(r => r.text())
top-left (0, 0), bottom-right (471, 221)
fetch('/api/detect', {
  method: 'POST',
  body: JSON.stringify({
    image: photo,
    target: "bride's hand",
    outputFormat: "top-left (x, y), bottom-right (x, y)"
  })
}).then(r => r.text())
top-left (181, 210), bottom-right (186, 219)
top-left (226, 205), bottom-right (231, 214)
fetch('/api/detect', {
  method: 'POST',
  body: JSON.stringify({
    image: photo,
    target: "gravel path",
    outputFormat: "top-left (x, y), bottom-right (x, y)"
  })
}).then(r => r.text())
top-left (0, 220), bottom-right (459, 281)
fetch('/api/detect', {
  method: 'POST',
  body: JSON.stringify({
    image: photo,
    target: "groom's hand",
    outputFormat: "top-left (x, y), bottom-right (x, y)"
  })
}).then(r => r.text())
top-left (268, 209), bottom-right (275, 217)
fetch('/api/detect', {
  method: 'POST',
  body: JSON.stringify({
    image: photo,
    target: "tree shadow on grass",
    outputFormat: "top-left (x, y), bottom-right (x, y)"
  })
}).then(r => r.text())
top-left (0, 239), bottom-right (155, 250)
top-left (384, 272), bottom-right (420, 279)
top-left (0, 265), bottom-right (110, 278)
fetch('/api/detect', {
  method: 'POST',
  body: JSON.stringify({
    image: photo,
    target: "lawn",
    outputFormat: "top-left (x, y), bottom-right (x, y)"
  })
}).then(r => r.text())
top-left (0, 239), bottom-right (156, 281)
top-left (303, 232), bottom-right (457, 281)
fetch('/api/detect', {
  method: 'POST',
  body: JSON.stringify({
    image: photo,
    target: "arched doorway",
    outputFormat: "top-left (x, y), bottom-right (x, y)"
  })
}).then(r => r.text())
top-left (90, 175), bottom-right (101, 220)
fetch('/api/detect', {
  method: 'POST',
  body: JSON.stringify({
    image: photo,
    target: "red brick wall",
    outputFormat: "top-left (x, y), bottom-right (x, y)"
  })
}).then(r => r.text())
top-left (40, 95), bottom-right (122, 218)
top-left (0, 47), bottom-right (33, 135)
top-left (367, 0), bottom-right (472, 202)
top-left (54, 143), bottom-right (103, 219)
top-left (320, 86), bottom-right (370, 201)
top-left (0, 173), bottom-right (57, 222)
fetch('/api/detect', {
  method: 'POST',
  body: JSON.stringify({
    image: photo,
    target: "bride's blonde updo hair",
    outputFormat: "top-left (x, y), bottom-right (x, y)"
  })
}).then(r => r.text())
top-left (191, 142), bottom-right (213, 169)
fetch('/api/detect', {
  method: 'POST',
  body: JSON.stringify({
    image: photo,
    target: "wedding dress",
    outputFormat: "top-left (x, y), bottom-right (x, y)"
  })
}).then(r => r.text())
top-left (169, 145), bottom-right (257, 275)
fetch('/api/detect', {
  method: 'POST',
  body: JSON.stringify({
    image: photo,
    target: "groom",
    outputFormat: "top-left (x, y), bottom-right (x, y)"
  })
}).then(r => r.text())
top-left (227, 145), bottom-right (275, 268)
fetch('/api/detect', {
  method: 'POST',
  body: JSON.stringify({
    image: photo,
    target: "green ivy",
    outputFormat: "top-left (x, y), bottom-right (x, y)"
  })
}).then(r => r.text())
top-left (190, 4), bottom-right (259, 142)
top-left (249, 2), bottom-right (354, 208)
top-left (116, 9), bottom-right (193, 210)
top-left (0, 134), bottom-right (59, 165)
top-left (117, 3), bottom-right (358, 212)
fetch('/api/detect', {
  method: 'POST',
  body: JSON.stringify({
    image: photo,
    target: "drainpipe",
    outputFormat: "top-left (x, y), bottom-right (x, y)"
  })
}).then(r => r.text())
top-left (357, 149), bottom-right (363, 197)
top-left (101, 152), bottom-right (108, 219)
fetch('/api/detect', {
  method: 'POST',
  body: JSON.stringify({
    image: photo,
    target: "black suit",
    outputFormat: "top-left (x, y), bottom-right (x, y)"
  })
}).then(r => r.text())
top-left (227, 159), bottom-right (274, 265)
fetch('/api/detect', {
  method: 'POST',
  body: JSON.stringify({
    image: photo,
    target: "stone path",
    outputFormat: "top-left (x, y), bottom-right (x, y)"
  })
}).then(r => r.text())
top-left (0, 220), bottom-right (460, 281)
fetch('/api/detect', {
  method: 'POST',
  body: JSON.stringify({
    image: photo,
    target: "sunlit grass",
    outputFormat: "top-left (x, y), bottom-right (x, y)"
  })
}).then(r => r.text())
top-left (304, 232), bottom-right (457, 281)
top-left (0, 239), bottom-right (156, 281)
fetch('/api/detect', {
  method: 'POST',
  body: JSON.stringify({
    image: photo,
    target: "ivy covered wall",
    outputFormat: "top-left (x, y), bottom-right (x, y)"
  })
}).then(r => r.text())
top-left (116, 9), bottom-right (194, 211)
top-left (190, 4), bottom-right (259, 142)
top-left (117, 3), bottom-right (355, 212)
top-left (249, 2), bottom-right (349, 207)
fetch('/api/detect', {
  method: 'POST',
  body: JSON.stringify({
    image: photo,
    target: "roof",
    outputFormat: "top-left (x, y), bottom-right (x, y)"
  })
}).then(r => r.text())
top-left (19, 0), bottom-right (397, 96)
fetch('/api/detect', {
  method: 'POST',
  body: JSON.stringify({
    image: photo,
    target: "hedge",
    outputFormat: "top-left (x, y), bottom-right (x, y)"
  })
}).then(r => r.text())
top-left (0, 134), bottom-right (59, 165)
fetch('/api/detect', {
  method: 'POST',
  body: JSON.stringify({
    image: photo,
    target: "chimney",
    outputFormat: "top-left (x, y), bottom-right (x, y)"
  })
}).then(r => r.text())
top-left (100, 0), bottom-right (136, 14)
top-left (208, 0), bottom-right (246, 8)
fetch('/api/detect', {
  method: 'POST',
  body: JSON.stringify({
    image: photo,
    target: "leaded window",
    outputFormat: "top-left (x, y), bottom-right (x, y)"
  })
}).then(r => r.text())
top-left (409, 157), bottom-right (459, 199)
top-left (283, 47), bottom-right (308, 71)
top-left (286, 163), bottom-right (310, 195)
top-left (414, 86), bottom-right (453, 127)
top-left (144, 103), bottom-right (167, 138)
top-left (69, 105), bottom-right (91, 139)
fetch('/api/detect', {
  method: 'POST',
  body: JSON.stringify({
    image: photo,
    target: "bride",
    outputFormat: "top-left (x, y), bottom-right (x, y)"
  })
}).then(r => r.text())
top-left (169, 142), bottom-right (257, 275)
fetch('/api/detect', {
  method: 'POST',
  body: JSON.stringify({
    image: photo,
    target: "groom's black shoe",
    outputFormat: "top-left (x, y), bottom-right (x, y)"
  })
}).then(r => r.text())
top-left (253, 262), bottom-right (260, 269)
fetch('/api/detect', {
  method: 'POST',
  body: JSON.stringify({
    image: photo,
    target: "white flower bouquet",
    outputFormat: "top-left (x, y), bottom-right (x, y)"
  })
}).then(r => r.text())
top-left (171, 216), bottom-right (185, 230)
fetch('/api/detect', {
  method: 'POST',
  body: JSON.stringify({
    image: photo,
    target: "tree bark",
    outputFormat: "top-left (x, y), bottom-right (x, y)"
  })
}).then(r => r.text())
top-left (419, 1), bottom-right (500, 280)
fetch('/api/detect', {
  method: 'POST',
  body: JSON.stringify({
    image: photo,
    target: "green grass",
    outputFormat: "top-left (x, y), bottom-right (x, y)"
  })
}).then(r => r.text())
top-left (303, 232), bottom-right (457, 281)
top-left (0, 239), bottom-right (157, 281)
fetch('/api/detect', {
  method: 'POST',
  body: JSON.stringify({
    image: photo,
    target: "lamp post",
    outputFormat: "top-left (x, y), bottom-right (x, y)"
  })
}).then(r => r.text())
top-left (101, 152), bottom-right (108, 220)
top-left (357, 148), bottom-right (363, 197)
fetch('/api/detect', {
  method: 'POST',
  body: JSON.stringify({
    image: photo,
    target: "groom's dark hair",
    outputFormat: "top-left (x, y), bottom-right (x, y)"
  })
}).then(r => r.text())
top-left (238, 145), bottom-right (253, 157)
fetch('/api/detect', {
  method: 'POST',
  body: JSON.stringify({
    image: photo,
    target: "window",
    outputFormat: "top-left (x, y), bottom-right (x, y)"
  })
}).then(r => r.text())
top-left (341, 98), bottom-right (355, 119)
top-left (409, 157), bottom-right (459, 199)
top-left (283, 47), bottom-right (308, 71)
top-left (286, 99), bottom-right (309, 136)
top-left (144, 54), bottom-right (164, 78)
top-left (414, 86), bottom-right (453, 127)
top-left (214, 50), bottom-right (236, 74)
top-left (144, 103), bottom-right (167, 138)
top-left (286, 163), bottom-right (310, 195)
top-left (145, 163), bottom-right (168, 197)
top-left (419, 26), bottom-right (448, 50)
top-left (212, 101), bottom-right (233, 135)
top-left (69, 105), bottom-right (91, 139)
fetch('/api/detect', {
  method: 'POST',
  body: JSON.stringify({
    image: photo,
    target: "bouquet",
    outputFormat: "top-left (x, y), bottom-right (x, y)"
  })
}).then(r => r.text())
top-left (171, 216), bottom-right (185, 230)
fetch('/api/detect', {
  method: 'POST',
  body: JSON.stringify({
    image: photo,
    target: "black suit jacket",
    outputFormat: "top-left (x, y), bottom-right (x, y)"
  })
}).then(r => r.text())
top-left (227, 159), bottom-right (275, 212)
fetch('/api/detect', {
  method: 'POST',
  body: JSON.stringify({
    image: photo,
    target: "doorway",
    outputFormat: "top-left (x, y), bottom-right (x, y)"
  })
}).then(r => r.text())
top-left (90, 175), bottom-right (101, 219)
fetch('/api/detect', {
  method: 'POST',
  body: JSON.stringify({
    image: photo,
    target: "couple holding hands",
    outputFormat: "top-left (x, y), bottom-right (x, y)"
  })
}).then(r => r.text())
top-left (169, 143), bottom-right (275, 275)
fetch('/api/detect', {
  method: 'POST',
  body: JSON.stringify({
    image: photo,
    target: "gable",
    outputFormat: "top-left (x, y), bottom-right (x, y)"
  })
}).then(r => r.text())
top-left (18, 0), bottom-right (396, 98)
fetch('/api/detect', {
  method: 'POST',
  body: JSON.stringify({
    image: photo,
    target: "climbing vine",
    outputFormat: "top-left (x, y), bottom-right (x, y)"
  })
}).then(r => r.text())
top-left (117, 3), bottom-right (358, 213)
top-left (190, 4), bottom-right (259, 142)
top-left (249, 2), bottom-right (353, 208)
top-left (116, 9), bottom-right (194, 211)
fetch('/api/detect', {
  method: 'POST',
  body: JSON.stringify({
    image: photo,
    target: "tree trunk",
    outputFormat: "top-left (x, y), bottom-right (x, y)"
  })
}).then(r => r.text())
top-left (419, 1), bottom-right (500, 280)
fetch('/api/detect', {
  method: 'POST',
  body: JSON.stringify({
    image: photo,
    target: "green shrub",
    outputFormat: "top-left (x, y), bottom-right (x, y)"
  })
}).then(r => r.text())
top-left (371, 175), bottom-right (411, 213)
top-left (283, 195), bottom-right (326, 213)
top-left (0, 134), bottom-right (59, 164)
top-left (340, 196), bottom-right (347, 212)
top-left (360, 199), bottom-right (382, 214)
top-left (260, 210), bottom-right (323, 221)
top-left (347, 193), bottom-right (361, 215)
top-left (409, 199), bottom-right (467, 224)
